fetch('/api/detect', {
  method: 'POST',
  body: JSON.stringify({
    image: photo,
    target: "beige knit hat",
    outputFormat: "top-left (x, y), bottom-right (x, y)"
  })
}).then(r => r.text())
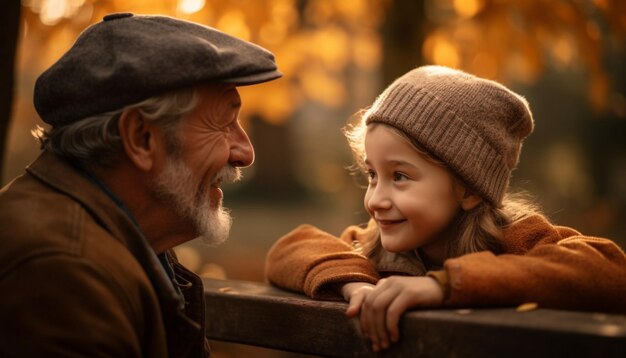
top-left (365, 65), bottom-right (534, 206)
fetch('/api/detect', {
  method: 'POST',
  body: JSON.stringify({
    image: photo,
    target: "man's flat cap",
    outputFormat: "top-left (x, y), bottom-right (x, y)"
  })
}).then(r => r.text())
top-left (34, 13), bottom-right (282, 126)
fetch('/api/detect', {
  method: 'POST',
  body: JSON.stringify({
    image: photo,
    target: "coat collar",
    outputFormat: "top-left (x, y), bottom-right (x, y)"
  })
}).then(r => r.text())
top-left (373, 249), bottom-right (428, 276)
top-left (26, 151), bottom-right (183, 308)
top-left (26, 151), bottom-right (205, 355)
top-left (370, 214), bottom-right (570, 276)
top-left (500, 214), bottom-right (581, 254)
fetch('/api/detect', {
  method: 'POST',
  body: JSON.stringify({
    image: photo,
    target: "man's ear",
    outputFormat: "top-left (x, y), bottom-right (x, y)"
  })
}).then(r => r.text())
top-left (454, 182), bottom-right (483, 211)
top-left (118, 109), bottom-right (159, 172)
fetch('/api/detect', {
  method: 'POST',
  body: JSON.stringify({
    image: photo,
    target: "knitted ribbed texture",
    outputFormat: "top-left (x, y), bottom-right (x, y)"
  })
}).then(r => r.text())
top-left (365, 66), bottom-right (534, 206)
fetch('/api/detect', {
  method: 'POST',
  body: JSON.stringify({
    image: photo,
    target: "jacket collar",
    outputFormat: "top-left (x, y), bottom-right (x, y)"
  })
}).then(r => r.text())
top-left (373, 249), bottom-right (428, 276)
top-left (25, 152), bottom-right (205, 355)
top-left (27, 151), bottom-right (183, 307)
top-left (500, 214), bottom-right (580, 254)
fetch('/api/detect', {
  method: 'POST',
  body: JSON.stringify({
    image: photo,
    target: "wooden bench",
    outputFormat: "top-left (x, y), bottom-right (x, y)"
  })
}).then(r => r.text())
top-left (203, 278), bottom-right (626, 357)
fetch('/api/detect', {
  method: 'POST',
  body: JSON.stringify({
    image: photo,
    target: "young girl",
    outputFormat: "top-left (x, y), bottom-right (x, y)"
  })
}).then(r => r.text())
top-left (264, 66), bottom-right (626, 352)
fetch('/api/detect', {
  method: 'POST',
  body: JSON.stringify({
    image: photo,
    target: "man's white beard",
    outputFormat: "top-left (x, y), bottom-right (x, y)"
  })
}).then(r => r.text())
top-left (153, 156), bottom-right (240, 246)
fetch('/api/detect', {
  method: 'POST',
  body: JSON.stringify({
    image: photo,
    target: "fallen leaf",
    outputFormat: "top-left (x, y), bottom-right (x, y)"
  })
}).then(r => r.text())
top-left (516, 302), bottom-right (538, 312)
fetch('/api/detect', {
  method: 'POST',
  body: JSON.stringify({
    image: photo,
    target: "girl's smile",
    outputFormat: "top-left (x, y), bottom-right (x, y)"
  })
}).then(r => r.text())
top-left (375, 217), bottom-right (407, 231)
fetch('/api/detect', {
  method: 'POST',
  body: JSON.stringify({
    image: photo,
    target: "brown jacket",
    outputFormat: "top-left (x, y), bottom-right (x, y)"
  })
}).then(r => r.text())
top-left (0, 151), bottom-right (208, 357)
top-left (265, 215), bottom-right (626, 313)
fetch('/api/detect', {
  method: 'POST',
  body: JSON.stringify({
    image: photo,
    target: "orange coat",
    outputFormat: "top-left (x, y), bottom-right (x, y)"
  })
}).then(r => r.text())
top-left (265, 215), bottom-right (626, 313)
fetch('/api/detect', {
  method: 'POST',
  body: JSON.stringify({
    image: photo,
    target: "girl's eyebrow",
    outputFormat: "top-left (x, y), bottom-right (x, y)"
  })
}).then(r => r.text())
top-left (364, 158), bottom-right (418, 169)
top-left (386, 159), bottom-right (417, 168)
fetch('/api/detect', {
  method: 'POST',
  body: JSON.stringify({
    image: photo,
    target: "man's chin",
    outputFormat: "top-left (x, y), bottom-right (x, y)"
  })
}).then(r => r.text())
top-left (198, 230), bottom-right (230, 247)
top-left (195, 206), bottom-right (232, 247)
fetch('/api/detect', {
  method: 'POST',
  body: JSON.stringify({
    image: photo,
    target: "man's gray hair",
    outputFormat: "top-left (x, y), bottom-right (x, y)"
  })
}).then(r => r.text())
top-left (33, 88), bottom-right (198, 167)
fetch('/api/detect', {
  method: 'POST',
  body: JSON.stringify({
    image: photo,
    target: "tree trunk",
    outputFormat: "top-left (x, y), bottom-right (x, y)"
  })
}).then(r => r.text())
top-left (0, 1), bottom-right (22, 179)
top-left (381, 0), bottom-right (426, 85)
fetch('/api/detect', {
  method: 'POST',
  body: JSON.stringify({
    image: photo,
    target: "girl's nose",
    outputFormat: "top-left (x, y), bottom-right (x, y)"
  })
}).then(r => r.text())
top-left (365, 184), bottom-right (392, 212)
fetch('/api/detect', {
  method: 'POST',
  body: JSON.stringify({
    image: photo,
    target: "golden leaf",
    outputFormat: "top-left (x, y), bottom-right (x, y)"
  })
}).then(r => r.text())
top-left (516, 302), bottom-right (539, 312)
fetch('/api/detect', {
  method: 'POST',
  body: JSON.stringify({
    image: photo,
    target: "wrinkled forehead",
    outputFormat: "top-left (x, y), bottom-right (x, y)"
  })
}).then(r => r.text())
top-left (196, 83), bottom-right (241, 105)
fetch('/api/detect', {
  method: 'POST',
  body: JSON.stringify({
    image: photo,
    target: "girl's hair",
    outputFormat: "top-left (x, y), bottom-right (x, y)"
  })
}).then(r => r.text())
top-left (344, 119), bottom-right (541, 262)
top-left (32, 87), bottom-right (198, 167)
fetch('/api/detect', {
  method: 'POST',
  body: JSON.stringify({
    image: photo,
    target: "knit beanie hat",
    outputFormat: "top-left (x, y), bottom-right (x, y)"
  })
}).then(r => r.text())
top-left (365, 65), bottom-right (534, 206)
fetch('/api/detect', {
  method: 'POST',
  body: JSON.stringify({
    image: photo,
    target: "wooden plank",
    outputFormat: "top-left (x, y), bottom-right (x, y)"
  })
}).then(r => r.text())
top-left (204, 278), bottom-right (626, 357)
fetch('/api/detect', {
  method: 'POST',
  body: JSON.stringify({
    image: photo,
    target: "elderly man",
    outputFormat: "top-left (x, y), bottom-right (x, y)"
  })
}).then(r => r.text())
top-left (0, 13), bottom-right (281, 357)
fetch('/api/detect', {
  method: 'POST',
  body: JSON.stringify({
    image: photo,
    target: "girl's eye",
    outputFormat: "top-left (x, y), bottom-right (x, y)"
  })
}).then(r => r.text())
top-left (365, 170), bottom-right (377, 182)
top-left (393, 172), bottom-right (409, 181)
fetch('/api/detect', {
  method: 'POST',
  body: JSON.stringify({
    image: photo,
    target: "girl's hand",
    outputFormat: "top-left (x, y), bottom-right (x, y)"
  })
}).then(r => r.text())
top-left (340, 282), bottom-right (376, 318)
top-left (360, 276), bottom-right (444, 352)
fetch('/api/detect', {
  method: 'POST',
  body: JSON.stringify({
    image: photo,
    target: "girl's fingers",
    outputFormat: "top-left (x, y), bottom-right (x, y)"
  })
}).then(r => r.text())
top-left (359, 296), bottom-right (373, 347)
top-left (359, 286), bottom-right (380, 350)
top-left (369, 287), bottom-right (398, 350)
top-left (357, 276), bottom-right (438, 350)
top-left (385, 291), bottom-right (412, 343)
top-left (345, 291), bottom-right (365, 318)
top-left (361, 282), bottom-right (397, 351)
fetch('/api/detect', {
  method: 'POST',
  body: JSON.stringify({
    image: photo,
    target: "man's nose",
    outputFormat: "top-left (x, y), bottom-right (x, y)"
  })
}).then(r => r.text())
top-left (229, 123), bottom-right (255, 168)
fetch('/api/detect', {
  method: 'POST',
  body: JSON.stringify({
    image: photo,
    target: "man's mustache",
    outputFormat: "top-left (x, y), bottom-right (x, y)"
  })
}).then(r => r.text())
top-left (211, 165), bottom-right (242, 185)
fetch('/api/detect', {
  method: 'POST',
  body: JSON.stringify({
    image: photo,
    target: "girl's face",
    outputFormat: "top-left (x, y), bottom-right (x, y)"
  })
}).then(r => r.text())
top-left (363, 124), bottom-right (463, 255)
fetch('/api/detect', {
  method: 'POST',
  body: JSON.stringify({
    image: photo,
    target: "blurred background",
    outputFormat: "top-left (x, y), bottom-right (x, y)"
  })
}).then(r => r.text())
top-left (2, 0), bottom-right (626, 356)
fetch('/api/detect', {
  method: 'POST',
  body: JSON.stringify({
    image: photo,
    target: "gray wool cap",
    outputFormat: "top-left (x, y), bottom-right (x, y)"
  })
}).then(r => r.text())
top-left (34, 12), bottom-right (282, 127)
